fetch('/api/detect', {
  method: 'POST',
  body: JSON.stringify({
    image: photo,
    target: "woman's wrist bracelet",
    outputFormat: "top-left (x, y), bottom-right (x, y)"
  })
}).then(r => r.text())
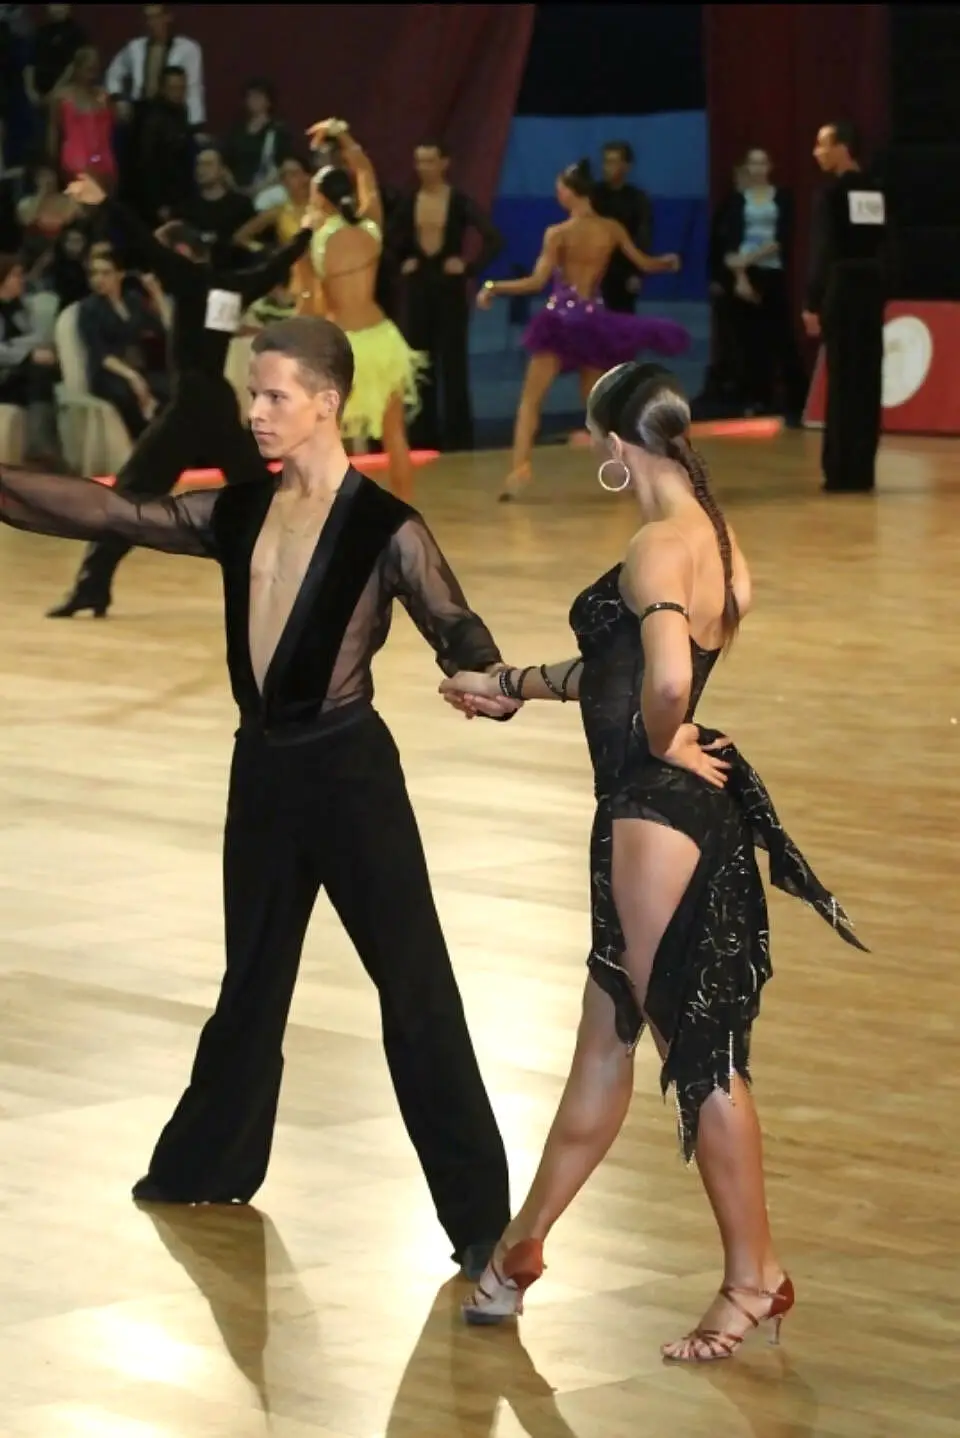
top-left (498, 667), bottom-right (532, 701)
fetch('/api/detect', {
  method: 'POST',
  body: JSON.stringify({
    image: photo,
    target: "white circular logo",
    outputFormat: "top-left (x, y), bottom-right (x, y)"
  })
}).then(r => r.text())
top-left (882, 315), bottom-right (933, 408)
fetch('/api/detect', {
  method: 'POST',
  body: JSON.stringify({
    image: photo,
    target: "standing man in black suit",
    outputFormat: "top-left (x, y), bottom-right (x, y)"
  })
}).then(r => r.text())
top-left (802, 121), bottom-right (887, 493)
top-left (592, 141), bottom-right (654, 314)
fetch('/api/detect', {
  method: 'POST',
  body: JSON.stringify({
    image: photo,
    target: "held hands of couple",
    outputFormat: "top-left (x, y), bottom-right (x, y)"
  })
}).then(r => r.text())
top-left (439, 670), bottom-right (521, 722)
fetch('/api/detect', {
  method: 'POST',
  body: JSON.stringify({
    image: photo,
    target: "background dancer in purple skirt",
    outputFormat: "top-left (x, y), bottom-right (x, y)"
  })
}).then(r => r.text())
top-left (478, 161), bottom-right (687, 499)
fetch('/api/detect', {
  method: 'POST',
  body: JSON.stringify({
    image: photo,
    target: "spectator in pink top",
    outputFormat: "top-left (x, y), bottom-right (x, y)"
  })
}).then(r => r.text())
top-left (48, 45), bottom-right (116, 186)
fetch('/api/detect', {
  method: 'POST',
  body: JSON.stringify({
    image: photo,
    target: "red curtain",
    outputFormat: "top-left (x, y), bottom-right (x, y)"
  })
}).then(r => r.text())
top-left (71, 4), bottom-right (535, 207)
top-left (704, 4), bottom-right (889, 326)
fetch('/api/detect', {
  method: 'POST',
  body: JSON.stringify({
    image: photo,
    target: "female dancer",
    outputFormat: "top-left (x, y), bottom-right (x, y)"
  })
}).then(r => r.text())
top-left (303, 119), bottom-right (426, 502)
top-left (479, 161), bottom-right (689, 499)
top-left (441, 361), bottom-right (866, 1360)
top-left (235, 156), bottom-right (326, 318)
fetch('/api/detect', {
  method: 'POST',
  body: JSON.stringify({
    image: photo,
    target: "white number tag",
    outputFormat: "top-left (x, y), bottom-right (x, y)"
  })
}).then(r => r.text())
top-left (204, 288), bottom-right (242, 333)
top-left (848, 191), bottom-right (885, 226)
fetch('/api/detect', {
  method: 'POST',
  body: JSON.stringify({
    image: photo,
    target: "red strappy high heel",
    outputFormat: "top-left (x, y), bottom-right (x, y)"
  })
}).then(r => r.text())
top-left (662, 1275), bottom-right (795, 1362)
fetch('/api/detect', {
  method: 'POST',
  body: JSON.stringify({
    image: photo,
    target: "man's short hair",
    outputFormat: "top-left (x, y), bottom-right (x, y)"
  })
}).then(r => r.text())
top-left (251, 316), bottom-right (355, 412)
top-left (825, 119), bottom-right (861, 158)
top-left (603, 141), bottom-right (634, 165)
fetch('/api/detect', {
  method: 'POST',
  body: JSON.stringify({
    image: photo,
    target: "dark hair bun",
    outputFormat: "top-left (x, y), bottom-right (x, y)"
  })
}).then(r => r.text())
top-left (316, 165), bottom-right (359, 225)
top-left (559, 158), bottom-right (594, 198)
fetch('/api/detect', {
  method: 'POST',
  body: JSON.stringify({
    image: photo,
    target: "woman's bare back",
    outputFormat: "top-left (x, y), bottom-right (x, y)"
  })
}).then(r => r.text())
top-left (320, 224), bottom-right (384, 331)
top-left (550, 214), bottom-right (623, 299)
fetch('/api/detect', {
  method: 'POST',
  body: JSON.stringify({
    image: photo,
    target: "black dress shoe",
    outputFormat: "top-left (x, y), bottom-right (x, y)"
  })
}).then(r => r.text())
top-left (132, 1175), bottom-right (251, 1205)
top-left (132, 1176), bottom-right (186, 1203)
top-left (459, 1240), bottom-right (497, 1282)
top-left (46, 591), bottom-right (110, 618)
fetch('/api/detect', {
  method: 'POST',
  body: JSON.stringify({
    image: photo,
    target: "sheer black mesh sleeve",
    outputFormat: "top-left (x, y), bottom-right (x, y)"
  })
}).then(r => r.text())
top-left (0, 468), bottom-right (220, 558)
top-left (385, 515), bottom-right (502, 675)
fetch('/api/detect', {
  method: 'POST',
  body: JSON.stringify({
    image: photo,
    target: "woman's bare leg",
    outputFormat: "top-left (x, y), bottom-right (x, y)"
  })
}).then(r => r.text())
top-left (498, 977), bottom-right (634, 1249)
top-left (381, 395), bottom-right (414, 503)
top-left (495, 819), bottom-right (698, 1254)
top-left (610, 818), bottom-right (785, 1357)
top-left (566, 367), bottom-right (603, 448)
top-left (502, 351), bottom-right (561, 498)
top-left (578, 367), bottom-right (603, 406)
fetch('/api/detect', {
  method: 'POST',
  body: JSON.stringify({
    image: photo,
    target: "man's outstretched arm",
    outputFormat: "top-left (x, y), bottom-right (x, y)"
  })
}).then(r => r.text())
top-left (0, 468), bottom-right (221, 558)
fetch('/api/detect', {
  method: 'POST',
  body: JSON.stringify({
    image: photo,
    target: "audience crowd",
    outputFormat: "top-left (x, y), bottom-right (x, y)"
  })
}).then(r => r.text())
top-left (0, 3), bottom-right (330, 472)
top-left (0, 3), bottom-right (798, 470)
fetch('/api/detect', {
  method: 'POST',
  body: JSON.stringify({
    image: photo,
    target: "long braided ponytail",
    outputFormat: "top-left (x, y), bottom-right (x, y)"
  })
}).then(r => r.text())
top-left (669, 435), bottom-right (741, 648)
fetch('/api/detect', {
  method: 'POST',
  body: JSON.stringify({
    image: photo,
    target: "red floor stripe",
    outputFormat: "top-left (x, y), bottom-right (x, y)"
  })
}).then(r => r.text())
top-left (689, 417), bottom-right (782, 439)
top-left (93, 450), bottom-right (441, 488)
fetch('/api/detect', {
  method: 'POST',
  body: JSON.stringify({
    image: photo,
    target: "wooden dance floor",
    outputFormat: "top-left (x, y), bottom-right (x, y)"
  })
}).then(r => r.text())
top-left (2, 430), bottom-right (959, 1437)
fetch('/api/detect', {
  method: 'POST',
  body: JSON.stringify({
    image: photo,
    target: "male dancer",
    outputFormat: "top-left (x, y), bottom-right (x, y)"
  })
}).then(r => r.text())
top-left (48, 170), bottom-right (318, 618)
top-left (802, 121), bottom-right (887, 493)
top-left (0, 315), bottom-right (511, 1280)
top-left (391, 141), bottom-right (502, 452)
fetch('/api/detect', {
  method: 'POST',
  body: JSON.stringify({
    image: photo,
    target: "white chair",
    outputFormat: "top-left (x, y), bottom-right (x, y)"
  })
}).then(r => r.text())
top-left (53, 302), bottom-right (134, 477)
top-left (0, 290), bottom-right (59, 463)
top-left (0, 403), bottom-right (25, 463)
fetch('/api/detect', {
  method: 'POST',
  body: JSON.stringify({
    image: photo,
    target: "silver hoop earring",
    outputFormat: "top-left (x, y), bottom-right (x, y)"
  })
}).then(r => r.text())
top-left (597, 459), bottom-right (631, 493)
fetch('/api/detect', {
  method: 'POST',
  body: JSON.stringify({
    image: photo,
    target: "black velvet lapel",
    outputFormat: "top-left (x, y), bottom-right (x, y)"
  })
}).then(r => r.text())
top-left (210, 478), bottom-right (276, 715)
top-left (211, 468), bottom-right (410, 724)
top-left (263, 468), bottom-right (410, 719)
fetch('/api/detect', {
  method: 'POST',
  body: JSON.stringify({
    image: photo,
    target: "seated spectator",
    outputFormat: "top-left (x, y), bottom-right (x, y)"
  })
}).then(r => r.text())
top-left (234, 154), bottom-right (311, 247)
top-left (48, 45), bottom-right (116, 187)
top-left (0, 252), bottom-right (63, 463)
top-left (48, 221), bottom-right (90, 309)
top-left (220, 78), bottom-right (295, 211)
top-left (77, 246), bottom-right (168, 439)
top-left (179, 148), bottom-right (253, 266)
top-left (17, 159), bottom-right (79, 252)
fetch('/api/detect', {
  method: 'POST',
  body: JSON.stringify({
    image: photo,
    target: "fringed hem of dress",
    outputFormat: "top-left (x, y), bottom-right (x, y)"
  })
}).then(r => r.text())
top-left (586, 726), bottom-right (867, 1162)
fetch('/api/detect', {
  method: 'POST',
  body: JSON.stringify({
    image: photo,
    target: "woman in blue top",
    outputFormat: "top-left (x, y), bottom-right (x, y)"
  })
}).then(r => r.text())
top-left (721, 147), bottom-right (807, 421)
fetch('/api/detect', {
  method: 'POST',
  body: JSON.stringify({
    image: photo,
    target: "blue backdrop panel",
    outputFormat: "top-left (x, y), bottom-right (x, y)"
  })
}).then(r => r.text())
top-left (490, 112), bottom-right (709, 301)
top-left (498, 112), bottom-right (707, 200)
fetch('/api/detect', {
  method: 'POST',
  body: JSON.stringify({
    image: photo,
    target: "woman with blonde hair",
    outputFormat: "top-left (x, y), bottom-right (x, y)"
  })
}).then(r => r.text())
top-left (48, 45), bottom-right (115, 187)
